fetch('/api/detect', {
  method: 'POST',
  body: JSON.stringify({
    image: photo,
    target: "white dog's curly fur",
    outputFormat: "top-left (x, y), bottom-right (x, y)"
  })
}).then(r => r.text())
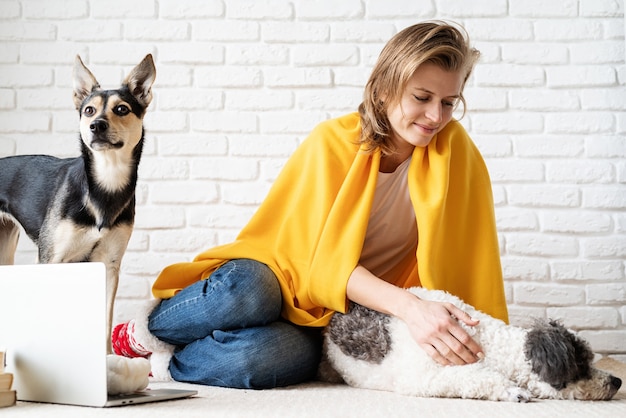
top-left (319, 287), bottom-right (622, 402)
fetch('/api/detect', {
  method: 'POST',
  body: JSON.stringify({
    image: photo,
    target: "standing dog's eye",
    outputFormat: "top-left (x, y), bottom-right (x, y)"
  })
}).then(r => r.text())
top-left (83, 106), bottom-right (96, 116)
top-left (114, 105), bottom-right (130, 116)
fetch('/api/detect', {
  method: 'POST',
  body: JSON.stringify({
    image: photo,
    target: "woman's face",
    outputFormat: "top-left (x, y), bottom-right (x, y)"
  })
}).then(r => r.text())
top-left (386, 63), bottom-right (464, 156)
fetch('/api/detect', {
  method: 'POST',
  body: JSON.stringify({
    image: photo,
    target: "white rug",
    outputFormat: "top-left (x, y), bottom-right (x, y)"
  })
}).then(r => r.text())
top-left (6, 359), bottom-right (626, 417)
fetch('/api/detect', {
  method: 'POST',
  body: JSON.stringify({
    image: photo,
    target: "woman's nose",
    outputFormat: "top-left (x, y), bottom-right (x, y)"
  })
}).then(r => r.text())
top-left (425, 102), bottom-right (443, 123)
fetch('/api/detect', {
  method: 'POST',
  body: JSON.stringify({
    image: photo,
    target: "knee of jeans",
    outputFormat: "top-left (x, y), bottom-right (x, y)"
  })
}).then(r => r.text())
top-left (228, 259), bottom-right (282, 316)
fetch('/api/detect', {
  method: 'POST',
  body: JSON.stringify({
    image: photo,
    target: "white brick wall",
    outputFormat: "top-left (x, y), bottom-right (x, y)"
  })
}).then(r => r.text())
top-left (0, 0), bottom-right (624, 359)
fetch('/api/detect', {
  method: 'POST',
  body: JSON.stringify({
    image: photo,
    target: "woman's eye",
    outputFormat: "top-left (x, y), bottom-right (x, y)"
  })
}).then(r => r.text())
top-left (414, 95), bottom-right (428, 102)
top-left (443, 101), bottom-right (455, 107)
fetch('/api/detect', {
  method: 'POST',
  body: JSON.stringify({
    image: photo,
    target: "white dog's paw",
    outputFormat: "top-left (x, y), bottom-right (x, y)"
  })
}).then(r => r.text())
top-left (107, 355), bottom-right (151, 395)
top-left (501, 387), bottom-right (532, 403)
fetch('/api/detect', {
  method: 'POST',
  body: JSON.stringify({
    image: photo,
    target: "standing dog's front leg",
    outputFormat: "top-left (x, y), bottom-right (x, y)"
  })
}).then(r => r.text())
top-left (0, 216), bottom-right (20, 265)
top-left (91, 225), bottom-right (133, 354)
top-left (102, 263), bottom-right (121, 354)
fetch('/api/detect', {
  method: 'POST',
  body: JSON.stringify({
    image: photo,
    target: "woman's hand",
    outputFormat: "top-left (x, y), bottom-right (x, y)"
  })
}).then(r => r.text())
top-left (399, 297), bottom-right (483, 366)
top-left (346, 265), bottom-right (483, 366)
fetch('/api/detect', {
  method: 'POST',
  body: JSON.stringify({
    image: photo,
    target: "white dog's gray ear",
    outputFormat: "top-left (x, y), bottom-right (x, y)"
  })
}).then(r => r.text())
top-left (524, 319), bottom-right (593, 390)
top-left (124, 54), bottom-right (156, 108)
top-left (72, 55), bottom-right (100, 110)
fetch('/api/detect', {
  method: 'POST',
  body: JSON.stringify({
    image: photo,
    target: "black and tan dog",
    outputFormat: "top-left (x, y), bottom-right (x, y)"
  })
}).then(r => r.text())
top-left (0, 54), bottom-right (156, 352)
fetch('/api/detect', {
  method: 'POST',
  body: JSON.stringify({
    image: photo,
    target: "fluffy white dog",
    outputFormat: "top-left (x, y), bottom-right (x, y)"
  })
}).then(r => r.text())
top-left (320, 287), bottom-right (621, 402)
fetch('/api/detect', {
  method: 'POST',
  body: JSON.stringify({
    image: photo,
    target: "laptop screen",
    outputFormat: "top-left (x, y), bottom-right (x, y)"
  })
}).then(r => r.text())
top-left (0, 262), bottom-right (109, 407)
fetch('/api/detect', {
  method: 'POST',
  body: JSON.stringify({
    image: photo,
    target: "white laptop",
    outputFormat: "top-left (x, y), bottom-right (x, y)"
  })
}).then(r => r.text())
top-left (0, 262), bottom-right (197, 407)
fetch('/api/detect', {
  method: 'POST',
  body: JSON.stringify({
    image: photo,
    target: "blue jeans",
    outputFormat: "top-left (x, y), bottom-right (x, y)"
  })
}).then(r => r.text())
top-left (147, 259), bottom-right (322, 389)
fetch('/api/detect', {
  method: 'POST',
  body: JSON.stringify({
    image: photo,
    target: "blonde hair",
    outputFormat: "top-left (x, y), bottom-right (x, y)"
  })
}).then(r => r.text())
top-left (358, 21), bottom-right (480, 154)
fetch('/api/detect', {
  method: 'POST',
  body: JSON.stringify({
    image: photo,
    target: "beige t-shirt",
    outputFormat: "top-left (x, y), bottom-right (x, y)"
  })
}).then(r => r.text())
top-left (359, 158), bottom-right (418, 283)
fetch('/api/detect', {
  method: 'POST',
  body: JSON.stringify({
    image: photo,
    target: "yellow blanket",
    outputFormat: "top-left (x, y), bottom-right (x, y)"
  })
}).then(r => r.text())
top-left (152, 112), bottom-right (508, 327)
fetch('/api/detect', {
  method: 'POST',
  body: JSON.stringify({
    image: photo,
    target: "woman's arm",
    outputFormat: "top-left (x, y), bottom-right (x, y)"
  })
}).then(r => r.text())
top-left (346, 264), bottom-right (484, 366)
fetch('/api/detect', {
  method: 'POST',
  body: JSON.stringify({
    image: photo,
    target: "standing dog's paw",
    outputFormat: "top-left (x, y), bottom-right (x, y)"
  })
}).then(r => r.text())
top-left (106, 355), bottom-right (151, 395)
top-left (501, 387), bottom-right (532, 402)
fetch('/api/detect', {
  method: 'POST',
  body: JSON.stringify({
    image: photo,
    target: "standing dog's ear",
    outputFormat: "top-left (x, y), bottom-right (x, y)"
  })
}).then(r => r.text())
top-left (124, 54), bottom-right (156, 109)
top-left (72, 55), bottom-right (100, 111)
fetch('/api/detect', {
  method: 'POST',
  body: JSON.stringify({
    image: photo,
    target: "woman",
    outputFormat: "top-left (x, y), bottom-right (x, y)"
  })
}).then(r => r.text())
top-left (113, 21), bottom-right (508, 389)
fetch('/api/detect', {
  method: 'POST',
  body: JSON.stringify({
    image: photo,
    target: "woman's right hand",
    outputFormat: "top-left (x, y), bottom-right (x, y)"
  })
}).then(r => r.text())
top-left (346, 264), bottom-right (483, 366)
top-left (398, 295), bottom-right (483, 366)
